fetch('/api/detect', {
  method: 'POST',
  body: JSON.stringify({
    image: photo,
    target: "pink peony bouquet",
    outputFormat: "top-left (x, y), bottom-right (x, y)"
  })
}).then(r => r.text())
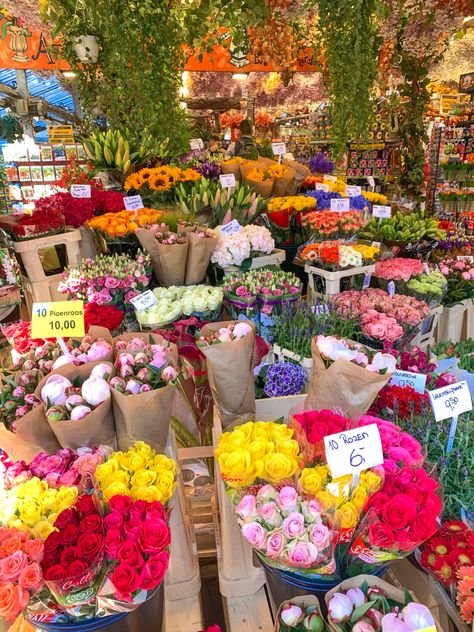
top-left (0, 370), bottom-right (43, 433)
top-left (316, 336), bottom-right (397, 373)
top-left (374, 258), bottom-right (423, 282)
top-left (196, 321), bottom-right (253, 346)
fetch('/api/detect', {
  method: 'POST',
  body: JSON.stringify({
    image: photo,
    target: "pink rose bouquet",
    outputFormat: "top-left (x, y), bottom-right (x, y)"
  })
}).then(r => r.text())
top-left (375, 258), bottom-right (423, 282)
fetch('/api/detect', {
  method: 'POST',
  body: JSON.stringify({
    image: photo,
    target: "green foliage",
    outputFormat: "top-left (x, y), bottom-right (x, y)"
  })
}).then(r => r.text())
top-left (0, 116), bottom-right (23, 143)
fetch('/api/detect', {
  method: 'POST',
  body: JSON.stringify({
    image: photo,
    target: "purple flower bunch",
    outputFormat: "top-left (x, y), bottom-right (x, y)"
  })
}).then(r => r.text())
top-left (304, 190), bottom-right (342, 210)
top-left (196, 159), bottom-right (222, 180)
top-left (264, 362), bottom-right (306, 397)
top-left (307, 153), bottom-right (335, 175)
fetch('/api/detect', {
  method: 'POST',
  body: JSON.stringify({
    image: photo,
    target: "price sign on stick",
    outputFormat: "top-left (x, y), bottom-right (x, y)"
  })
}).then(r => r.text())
top-left (219, 173), bottom-right (236, 189)
top-left (124, 195), bottom-right (144, 211)
top-left (219, 219), bottom-right (241, 236)
top-left (71, 184), bottom-right (91, 198)
top-left (271, 142), bottom-right (286, 156)
top-left (315, 183), bottom-right (329, 192)
top-left (362, 273), bottom-right (371, 289)
top-left (324, 424), bottom-right (384, 479)
top-left (428, 381), bottom-right (472, 422)
top-left (330, 198), bottom-right (350, 213)
top-left (324, 175), bottom-right (337, 183)
top-left (387, 281), bottom-right (396, 297)
top-left (130, 290), bottom-right (158, 311)
top-left (32, 301), bottom-right (85, 338)
top-left (190, 138), bottom-right (204, 151)
top-left (346, 185), bottom-right (361, 197)
top-left (373, 205), bottom-right (391, 219)
top-left (390, 370), bottom-right (427, 394)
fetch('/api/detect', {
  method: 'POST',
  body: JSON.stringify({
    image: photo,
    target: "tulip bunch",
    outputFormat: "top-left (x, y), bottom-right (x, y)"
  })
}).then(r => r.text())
top-left (40, 364), bottom-right (112, 422)
top-left (327, 582), bottom-right (436, 632)
top-left (279, 601), bottom-right (327, 631)
top-left (111, 340), bottom-right (178, 396)
top-left (315, 336), bottom-right (397, 374)
top-left (0, 370), bottom-right (42, 431)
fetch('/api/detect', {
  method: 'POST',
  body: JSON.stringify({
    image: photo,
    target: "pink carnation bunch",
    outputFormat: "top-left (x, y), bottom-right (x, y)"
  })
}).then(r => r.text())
top-left (375, 258), bottom-right (423, 282)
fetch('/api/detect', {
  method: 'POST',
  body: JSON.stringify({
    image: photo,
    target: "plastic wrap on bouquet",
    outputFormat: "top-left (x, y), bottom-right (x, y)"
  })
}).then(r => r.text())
top-left (224, 294), bottom-right (260, 332)
top-left (258, 293), bottom-right (300, 343)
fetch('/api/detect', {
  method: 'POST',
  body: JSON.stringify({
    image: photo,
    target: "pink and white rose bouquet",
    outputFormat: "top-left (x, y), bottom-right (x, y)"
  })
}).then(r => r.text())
top-left (211, 225), bottom-right (274, 268)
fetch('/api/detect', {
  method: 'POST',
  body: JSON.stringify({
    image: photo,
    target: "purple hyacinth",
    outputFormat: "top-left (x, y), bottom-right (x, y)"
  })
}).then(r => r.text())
top-left (263, 362), bottom-right (306, 397)
top-left (306, 152), bottom-right (335, 175)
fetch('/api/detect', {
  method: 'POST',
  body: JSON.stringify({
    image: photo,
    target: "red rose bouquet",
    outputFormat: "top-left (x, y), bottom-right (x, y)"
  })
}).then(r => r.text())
top-left (290, 409), bottom-right (347, 465)
top-left (84, 302), bottom-right (125, 334)
top-left (2, 321), bottom-right (56, 362)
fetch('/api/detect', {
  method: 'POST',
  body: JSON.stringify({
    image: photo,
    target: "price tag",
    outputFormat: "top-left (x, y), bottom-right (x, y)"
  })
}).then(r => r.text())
top-left (371, 241), bottom-right (381, 249)
top-left (457, 255), bottom-right (474, 263)
top-left (390, 370), bottom-right (427, 394)
top-left (346, 185), bottom-right (362, 197)
top-left (31, 301), bottom-right (85, 338)
top-left (428, 380), bottom-right (472, 421)
top-left (373, 205), bottom-right (391, 219)
top-left (367, 176), bottom-right (376, 188)
top-left (70, 184), bottom-right (91, 199)
top-left (124, 195), bottom-right (144, 211)
top-left (190, 138), bottom-right (204, 151)
top-left (324, 423), bottom-right (384, 480)
top-left (315, 183), bottom-right (329, 192)
top-left (219, 219), bottom-right (241, 236)
top-left (130, 290), bottom-right (158, 311)
top-left (422, 262), bottom-right (431, 274)
top-left (362, 273), bottom-right (371, 289)
top-left (324, 175), bottom-right (337, 183)
top-left (271, 142), bottom-right (287, 156)
top-left (330, 198), bottom-right (350, 213)
top-left (283, 152), bottom-right (295, 161)
top-left (219, 173), bottom-right (236, 189)
top-left (387, 281), bottom-right (396, 297)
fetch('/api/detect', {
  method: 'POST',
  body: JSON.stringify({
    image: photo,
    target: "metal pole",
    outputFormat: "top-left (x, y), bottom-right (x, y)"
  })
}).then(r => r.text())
top-left (14, 69), bottom-right (34, 137)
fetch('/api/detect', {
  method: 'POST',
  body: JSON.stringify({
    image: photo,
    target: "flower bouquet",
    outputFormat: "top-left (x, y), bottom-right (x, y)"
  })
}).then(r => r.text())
top-left (197, 321), bottom-right (256, 427)
top-left (135, 225), bottom-right (189, 287)
top-left (242, 165), bottom-right (275, 197)
top-left (124, 165), bottom-right (201, 206)
top-left (304, 335), bottom-right (395, 419)
top-left (221, 156), bottom-right (248, 182)
top-left (299, 241), bottom-right (381, 271)
top-left (301, 212), bottom-right (367, 242)
top-left (437, 257), bottom-right (474, 306)
top-left (110, 336), bottom-right (179, 449)
top-left (277, 595), bottom-right (327, 632)
top-left (183, 226), bottom-right (218, 284)
top-left (0, 208), bottom-right (65, 241)
top-left (212, 224), bottom-right (275, 271)
top-left (86, 208), bottom-right (162, 256)
top-left (266, 196), bottom-right (316, 245)
top-left (84, 303), bottom-right (125, 336)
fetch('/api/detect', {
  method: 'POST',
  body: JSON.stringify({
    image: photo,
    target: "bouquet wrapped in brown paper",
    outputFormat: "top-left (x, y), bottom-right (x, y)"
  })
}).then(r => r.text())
top-left (304, 335), bottom-right (395, 419)
top-left (221, 157), bottom-right (247, 182)
top-left (136, 226), bottom-right (188, 287)
top-left (270, 164), bottom-right (297, 197)
top-left (113, 331), bottom-right (172, 358)
top-left (110, 335), bottom-right (179, 450)
top-left (198, 320), bottom-right (256, 427)
top-left (0, 369), bottom-right (60, 462)
top-left (283, 159), bottom-right (311, 195)
top-left (185, 228), bottom-right (218, 285)
top-left (51, 325), bottom-right (114, 370)
top-left (35, 360), bottom-right (116, 450)
top-left (241, 161), bottom-right (275, 198)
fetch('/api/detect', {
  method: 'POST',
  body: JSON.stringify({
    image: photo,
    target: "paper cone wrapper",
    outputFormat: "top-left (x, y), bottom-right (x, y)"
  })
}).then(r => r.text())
top-left (111, 383), bottom-right (175, 451)
top-left (221, 161), bottom-right (244, 182)
top-left (35, 361), bottom-right (116, 450)
top-left (79, 325), bottom-right (114, 363)
top-left (136, 228), bottom-right (188, 287)
top-left (274, 595), bottom-right (321, 632)
top-left (257, 157), bottom-right (279, 168)
top-left (272, 167), bottom-right (297, 197)
top-left (113, 333), bottom-right (178, 362)
top-left (284, 160), bottom-right (311, 195)
top-left (200, 320), bottom-right (256, 427)
top-left (325, 575), bottom-right (407, 632)
top-left (185, 232), bottom-right (218, 285)
top-left (245, 178), bottom-right (274, 198)
top-left (304, 339), bottom-right (390, 419)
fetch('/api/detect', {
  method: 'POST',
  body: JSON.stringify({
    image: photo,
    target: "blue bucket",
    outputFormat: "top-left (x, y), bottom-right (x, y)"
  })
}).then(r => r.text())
top-left (29, 613), bottom-right (127, 632)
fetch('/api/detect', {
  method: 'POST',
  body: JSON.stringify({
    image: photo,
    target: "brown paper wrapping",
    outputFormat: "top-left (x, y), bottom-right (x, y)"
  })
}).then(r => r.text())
top-left (304, 339), bottom-right (391, 419)
top-left (136, 228), bottom-right (188, 287)
top-left (0, 371), bottom-right (61, 461)
top-left (185, 232), bottom-right (218, 285)
top-left (244, 177), bottom-right (274, 198)
top-left (272, 166), bottom-right (297, 197)
top-left (112, 333), bottom-right (178, 362)
top-left (274, 595), bottom-right (321, 632)
top-left (221, 160), bottom-right (245, 182)
top-left (34, 362), bottom-right (116, 450)
top-left (284, 160), bottom-right (311, 195)
top-left (200, 320), bottom-right (256, 427)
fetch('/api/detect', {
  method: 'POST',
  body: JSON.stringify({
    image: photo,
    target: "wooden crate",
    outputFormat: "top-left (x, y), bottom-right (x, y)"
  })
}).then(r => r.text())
top-left (305, 263), bottom-right (375, 299)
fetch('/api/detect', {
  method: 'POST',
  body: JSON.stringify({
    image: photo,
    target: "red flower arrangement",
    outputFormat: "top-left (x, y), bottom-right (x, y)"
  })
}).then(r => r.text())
top-left (35, 193), bottom-right (94, 229)
top-left (84, 302), bottom-right (125, 333)
top-left (2, 321), bottom-right (55, 355)
top-left (2, 209), bottom-right (65, 240)
top-left (54, 157), bottom-right (98, 191)
top-left (420, 521), bottom-right (474, 589)
top-left (290, 409), bottom-right (348, 465)
top-left (369, 383), bottom-right (430, 420)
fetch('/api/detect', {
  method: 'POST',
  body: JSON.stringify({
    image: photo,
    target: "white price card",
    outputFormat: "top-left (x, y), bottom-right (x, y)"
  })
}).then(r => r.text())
top-left (324, 175), bottom-right (337, 183)
top-left (346, 185), bottom-right (362, 197)
top-left (390, 370), bottom-right (427, 394)
top-left (330, 198), bottom-right (350, 213)
top-left (124, 195), bottom-right (144, 211)
top-left (387, 281), bottom-right (396, 297)
top-left (70, 184), bottom-right (91, 198)
top-left (283, 152), bottom-right (295, 161)
top-left (324, 423), bottom-right (384, 480)
top-left (219, 219), bottom-right (241, 236)
top-left (457, 255), bottom-right (474, 263)
top-left (371, 241), bottom-right (381, 248)
top-left (428, 381), bottom-right (473, 421)
top-left (130, 290), bottom-right (158, 311)
top-left (362, 273), bottom-right (371, 290)
top-left (271, 142), bottom-right (287, 156)
top-left (373, 205), bottom-right (391, 219)
top-left (219, 173), bottom-right (236, 189)
top-left (422, 262), bottom-right (430, 274)
top-left (367, 176), bottom-right (376, 188)
top-left (315, 183), bottom-right (329, 192)
top-left (190, 138), bottom-right (204, 151)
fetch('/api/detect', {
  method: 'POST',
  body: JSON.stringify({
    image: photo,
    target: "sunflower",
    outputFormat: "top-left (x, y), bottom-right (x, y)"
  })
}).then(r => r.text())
top-left (157, 165), bottom-right (181, 183)
top-left (179, 168), bottom-right (201, 182)
top-left (124, 173), bottom-right (143, 192)
top-left (137, 168), bottom-right (154, 182)
top-left (459, 596), bottom-right (474, 623)
top-left (149, 174), bottom-right (171, 191)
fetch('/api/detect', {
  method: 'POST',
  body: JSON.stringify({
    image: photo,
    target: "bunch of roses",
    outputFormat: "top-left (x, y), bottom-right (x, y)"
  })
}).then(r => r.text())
top-left (375, 258), bottom-right (423, 282)
top-left (420, 521), bottom-right (474, 590)
top-left (290, 409), bottom-right (348, 465)
top-left (3, 446), bottom-right (110, 490)
top-left (196, 321), bottom-right (253, 346)
top-left (9, 209), bottom-right (64, 241)
top-left (315, 335), bottom-right (397, 373)
top-left (104, 495), bottom-right (170, 601)
top-left (41, 494), bottom-right (104, 586)
top-left (361, 310), bottom-right (405, 343)
top-left (222, 269), bottom-right (301, 302)
top-left (35, 193), bottom-right (94, 229)
top-left (0, 476), bottom-right (78, 540)
top-left (2, 321), bottom-right (56, 357)
top-left (58, 252), bottom-right (151, 307)
top-left (0, 527), bottom-right (44, 624)
top-left (111, 341), bottom-right (178, 396)
top-left (332, 289), bottom-right (430, 328)
top-left (94, 441), bottom-right (176, 504)
top-left (155, 229), bottom-right (187, 245)
top-left (40, 365), bottom-right (111, 422)
top-left (84, 302), bottom-right (125, 333)
top-left (211, 225), bottom-right (274, 267)
top-left (234, 484), bottom-right (335, 571)
top-left (0, 370), bottom-right (42, 432)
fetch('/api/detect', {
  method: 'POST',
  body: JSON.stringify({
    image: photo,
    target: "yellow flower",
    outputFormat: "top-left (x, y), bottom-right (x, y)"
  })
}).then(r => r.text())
top-left (327, 475), bottom-right (352, 502)
top-left (95, 459), bottom-right (119, 483)
top-left (124, 173), bottom-right (142, 191)
top-left (132, 485), bottom-right (163, 502)
top-left (131, 469), bottom-right (157, 488)
top-left (127, 452), bottom-right (146, 472)
top-left (17, 478), bottom-right (46, 499)
top-left (247, 168), bottom-right (266, 182)
top-left (275, 438), bottom-right (300, 460)
top-left (47, 512), bottom-right (59, 525)
top-left (217, 450), bottom-right (260, 488)
top-left (316, 490), bottom-right (339, 512)
top-left (267, 423), bottom-right (295, 443)
top-left (149, 174), bottom-right (171, 191)
top-left (55, 487), bottom-right (78, 509)
top-left (18, 500), bottom-right (42, 526)
top-left (152, 455), bottom-right (176, 475)
top-left (264, 453), bottom-right (298, 484)
top-left (351, 485), bottom-right (368, 513)
top-left (156, 472), bottom-right (175, 501)
top-left (335, 501), bottom-right (359, 529)
top-left (248, 439), bottom-right (275, 461)
top-left (40, 489), bottom-right (59, 512)
top-left (299, 468), bottom-right (323, 495)
top-left (9, 519), bottom-right (28, 534)
top-left (32, 520), bottom-right (56, 540)
top-left (102, 481), bottom-right (130, 502)
top-left (360, 470), bottom-right (382, 494)
top-left (133, 441), bottom-right (156, 459)
top-left (179, 168), bottom-right (201, 182)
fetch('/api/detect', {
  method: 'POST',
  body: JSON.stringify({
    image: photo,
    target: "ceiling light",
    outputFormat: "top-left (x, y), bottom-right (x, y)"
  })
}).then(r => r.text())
top-left (232, 73), bottom-right (248, 81)
top-left (62, 71), bottom-right (77, 79)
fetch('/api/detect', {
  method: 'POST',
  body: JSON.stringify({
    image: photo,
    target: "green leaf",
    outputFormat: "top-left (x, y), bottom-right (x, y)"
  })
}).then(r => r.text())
top-left (240, 257), bottom-right (253, 272)
top-left (349, 601), bottom-right (377, 625)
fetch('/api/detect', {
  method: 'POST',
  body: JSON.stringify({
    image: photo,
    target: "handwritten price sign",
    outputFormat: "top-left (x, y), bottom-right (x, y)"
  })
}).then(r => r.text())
top-left (330, 198), bottom-right (350, 213)
top-left (70, 184), bottom-right (91, 198)
top-left (124, 195), bottom-right (144, 211)
top-left (390, 370), bottom-right (427, 394)
top-left (324, 424), bottom-right (384, 479)
top-left (428, 381), bottom-right (472, 421)
top-left (130, 290), bottom-right (158, 311)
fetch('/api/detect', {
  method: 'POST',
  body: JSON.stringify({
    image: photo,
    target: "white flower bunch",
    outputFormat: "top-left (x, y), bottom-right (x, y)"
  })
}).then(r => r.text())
top-left (136, 285), bottom-right (223, 325)
top-left (338, 245), bottom-right (363, 269)
top-left (211, 225), bottom-right (274, 267)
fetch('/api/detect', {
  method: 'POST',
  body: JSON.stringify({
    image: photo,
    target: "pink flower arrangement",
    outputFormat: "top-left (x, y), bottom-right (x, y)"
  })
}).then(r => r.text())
top-left (375, 258), bottom-right (423, 282)
top-left (361, 310), bottom-right (405, 342)
top-left (197, 322), bottom-right (253, 345)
